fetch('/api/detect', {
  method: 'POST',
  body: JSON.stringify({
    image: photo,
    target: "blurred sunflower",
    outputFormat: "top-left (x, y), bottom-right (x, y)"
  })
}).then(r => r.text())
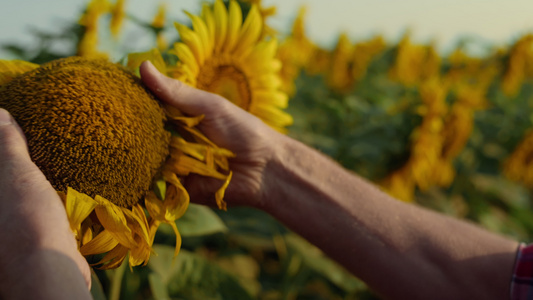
top-left (351, 35), bottom-right (386, 81)
top-left (0, 57), bottom-right (233, 269)
top-left (502, 34), bottom-right (533, 97)
top-left (389, 34), bottom-right (441, 86)
top-left (239, 0), bottom-right (277, 37)
top-left (444, 48), bottom-right (500, 90)
top-left (305, 47), bottom-right (330, 76)
top-left (110, 0), bottom-right (126, 38)
top-left (78, 0), bottom-right (111, 58)
top-left (434, 83), bottom-right (488, 187)
top-left (152, 3), bottom-right (168, 51)
top-left (326, 32), bottom-right (354, 93)
top-left (277, 6), bottom-right (316, 95)
top-left (168, 0), bottom-right (292, 132)
top-left (382, 79), bottom-right (448, 201)
top-left (504, 130), bottom-right (533, 187)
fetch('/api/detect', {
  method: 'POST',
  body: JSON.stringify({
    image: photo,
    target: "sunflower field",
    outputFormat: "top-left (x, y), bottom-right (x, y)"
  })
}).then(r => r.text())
top-left (3, 0), bottom-right (533, 299)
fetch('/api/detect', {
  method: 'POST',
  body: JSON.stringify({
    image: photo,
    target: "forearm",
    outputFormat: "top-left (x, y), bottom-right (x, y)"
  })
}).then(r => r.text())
top-left (262, 133), bottom-right (519, 299)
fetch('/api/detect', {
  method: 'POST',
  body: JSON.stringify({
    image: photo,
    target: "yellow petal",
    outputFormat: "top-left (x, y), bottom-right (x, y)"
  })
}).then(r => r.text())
top-left (80, 230), bottom-right (120, 256)
top-left (244, 39), bottom-right (277, 64)
top-left (129, 238), bottom-right (151, 267)
top-left (249, 74), bottom-right (282, 90)
top-left (110, 0), bottom-right (126, 37)
top-left (96, 244), bottom-right (129, 270)
top-left (0, 60), bottom-right (39, 86)
top-left (126, 205), bottom-right (153, 267)
top-left (169, 222), bottom-right (182, 257)
top-left (201, 3), bottom-right (216, 54)
top-left (215, 172), bottom-right (232, 211)
top-left (174, 127), bottom-right (234, 170)
top-left (148, 219), bottom-right (161, 244)
top-left (223, 0), bottom-right (242, 53)
top-left (175, 23), bottom-right (205, 66)
top-left (162, 171), bottom-right (190, 220)
top-left (169, 137), bottom-right (205, 161)
top-left (254, 90), bottom-right (289, 108)
top-left (127, 48), bottom-right (167, 74)
top-left (80, 222), bottom-right (94, 246)
top-left (151, 3), bottom-right (166, 28)
top-left (65, 187), bottom-right (98, 234)
top-left (234, 5), bottom-right (261, 56)
top-left (250, 103), bottom-right (294, 128)
top-left (145, 191), bottom-right (165, 221)
top-left (166, 113), bottom-right (205, 127)
top-left (169, 136), bottom-right (232, 162)
top-left (179, 126), bottom-right (225, 149)
top-left (167, 154), bottom-right (227, 179)
top-left (94, 196), bottom-right (136, 248)
top-left (125, 204), bottom-right (151, 245)
top-left (185, 11), bottom-right (212, 58)
top-left (214, 155), bottom-right (230, 171)
top-left (170, 42), bottom-right (199, 75)
top-left (205, 146), bottom-right (214, 169)
top-left (213, 0), bottom-right (228, 52)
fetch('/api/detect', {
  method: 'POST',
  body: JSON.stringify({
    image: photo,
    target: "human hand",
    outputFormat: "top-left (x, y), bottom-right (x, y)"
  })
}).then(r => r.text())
top-left (140, 61), bottom-right (284, 209)
top-left (0, 108), bottom-right (91, 299)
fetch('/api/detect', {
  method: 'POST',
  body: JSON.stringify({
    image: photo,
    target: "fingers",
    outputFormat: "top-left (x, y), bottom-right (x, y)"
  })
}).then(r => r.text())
top-left (0, 110), bottom-right (92, 291)
top-left (140, 61), bottom-right (227, 117)
top-left (0, 108), bottom-right (31, 166)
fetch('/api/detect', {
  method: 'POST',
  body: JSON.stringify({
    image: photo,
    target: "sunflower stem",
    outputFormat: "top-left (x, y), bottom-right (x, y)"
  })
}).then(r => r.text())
top-left (108, 259), bottom-right (128, 300)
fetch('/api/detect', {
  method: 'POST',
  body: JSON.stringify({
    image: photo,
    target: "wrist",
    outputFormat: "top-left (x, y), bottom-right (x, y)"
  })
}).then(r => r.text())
top-left (251, 130), bottom-right (289, 211)
top-left (256, 133), bottom-right (312, 214)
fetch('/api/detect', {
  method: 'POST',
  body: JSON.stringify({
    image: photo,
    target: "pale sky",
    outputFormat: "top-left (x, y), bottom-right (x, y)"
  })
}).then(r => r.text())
top-left (1, 0), bottom-right (533, 59)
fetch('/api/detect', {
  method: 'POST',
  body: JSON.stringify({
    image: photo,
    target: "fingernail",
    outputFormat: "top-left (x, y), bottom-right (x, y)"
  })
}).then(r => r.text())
top-left (0, 108), bottom-right (12, 126)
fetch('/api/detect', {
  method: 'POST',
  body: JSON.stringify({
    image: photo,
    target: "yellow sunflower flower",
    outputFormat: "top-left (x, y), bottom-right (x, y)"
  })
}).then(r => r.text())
top-left (323, 34), bottom-right (386, 93)
top-left (352, 35), bottom-right (386, 81)
top-left (435, 83), bottom-right (488, 187)
top-left (504, 129), bottom-right (533, 187)
top-left (381, 78), bottom-right (448, 201)
top-left (389, 34), bottom-right (441, 86)
top-left (0, 57), bottom-right (233, 269)
top-left (152, 3), bottom-right (168, 52)
top-left (305, 47), bottom-right (330, 76)
top-left (444, 47), bottom-right (500, 89)
top-left (277, 6), bottom-right (316, 95)
top-left (110, 0), bottom-right (126, 38)
top-left (326, 33), bottom-right (354, 93)
top-left (502, 34), bottom-right (533, 97)
top-left (167, 0), bottom-right (292, 132)
top-left (326, 34), bottom-right (386, 93)
top-left (410, 79), bottom-right (448, 191)
top-left (78, 0), bottom-right (111, 58)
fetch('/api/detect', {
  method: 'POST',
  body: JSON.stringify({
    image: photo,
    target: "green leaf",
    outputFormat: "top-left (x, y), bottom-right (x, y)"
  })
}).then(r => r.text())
top-left (284, 234), bottom-right (366, 293)
top-left (176, 204), bottom-right (228, 237)
top-left (90, 269), bottom-right (107, 300)
top-left (148, 273), bottom-right (170, 300)
top-left (149, 245), bottom-right (254, 300)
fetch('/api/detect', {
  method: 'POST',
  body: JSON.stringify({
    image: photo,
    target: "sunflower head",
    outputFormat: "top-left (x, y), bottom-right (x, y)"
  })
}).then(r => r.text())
top-left (0, 57), bottom-right (171, 208)
top-left (167, 0), bottom-right (292, 132)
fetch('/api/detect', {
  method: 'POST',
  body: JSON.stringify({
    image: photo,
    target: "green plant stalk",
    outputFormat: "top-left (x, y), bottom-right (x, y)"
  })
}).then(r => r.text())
top-left (108, 258), bottom-right (128, 300)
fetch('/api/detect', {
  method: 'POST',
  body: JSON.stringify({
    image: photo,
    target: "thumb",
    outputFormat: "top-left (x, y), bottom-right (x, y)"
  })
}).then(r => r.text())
top-left (0, 108), bottom-right (31, 166)
top-left (139, 60), bottom-right (231, 117)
